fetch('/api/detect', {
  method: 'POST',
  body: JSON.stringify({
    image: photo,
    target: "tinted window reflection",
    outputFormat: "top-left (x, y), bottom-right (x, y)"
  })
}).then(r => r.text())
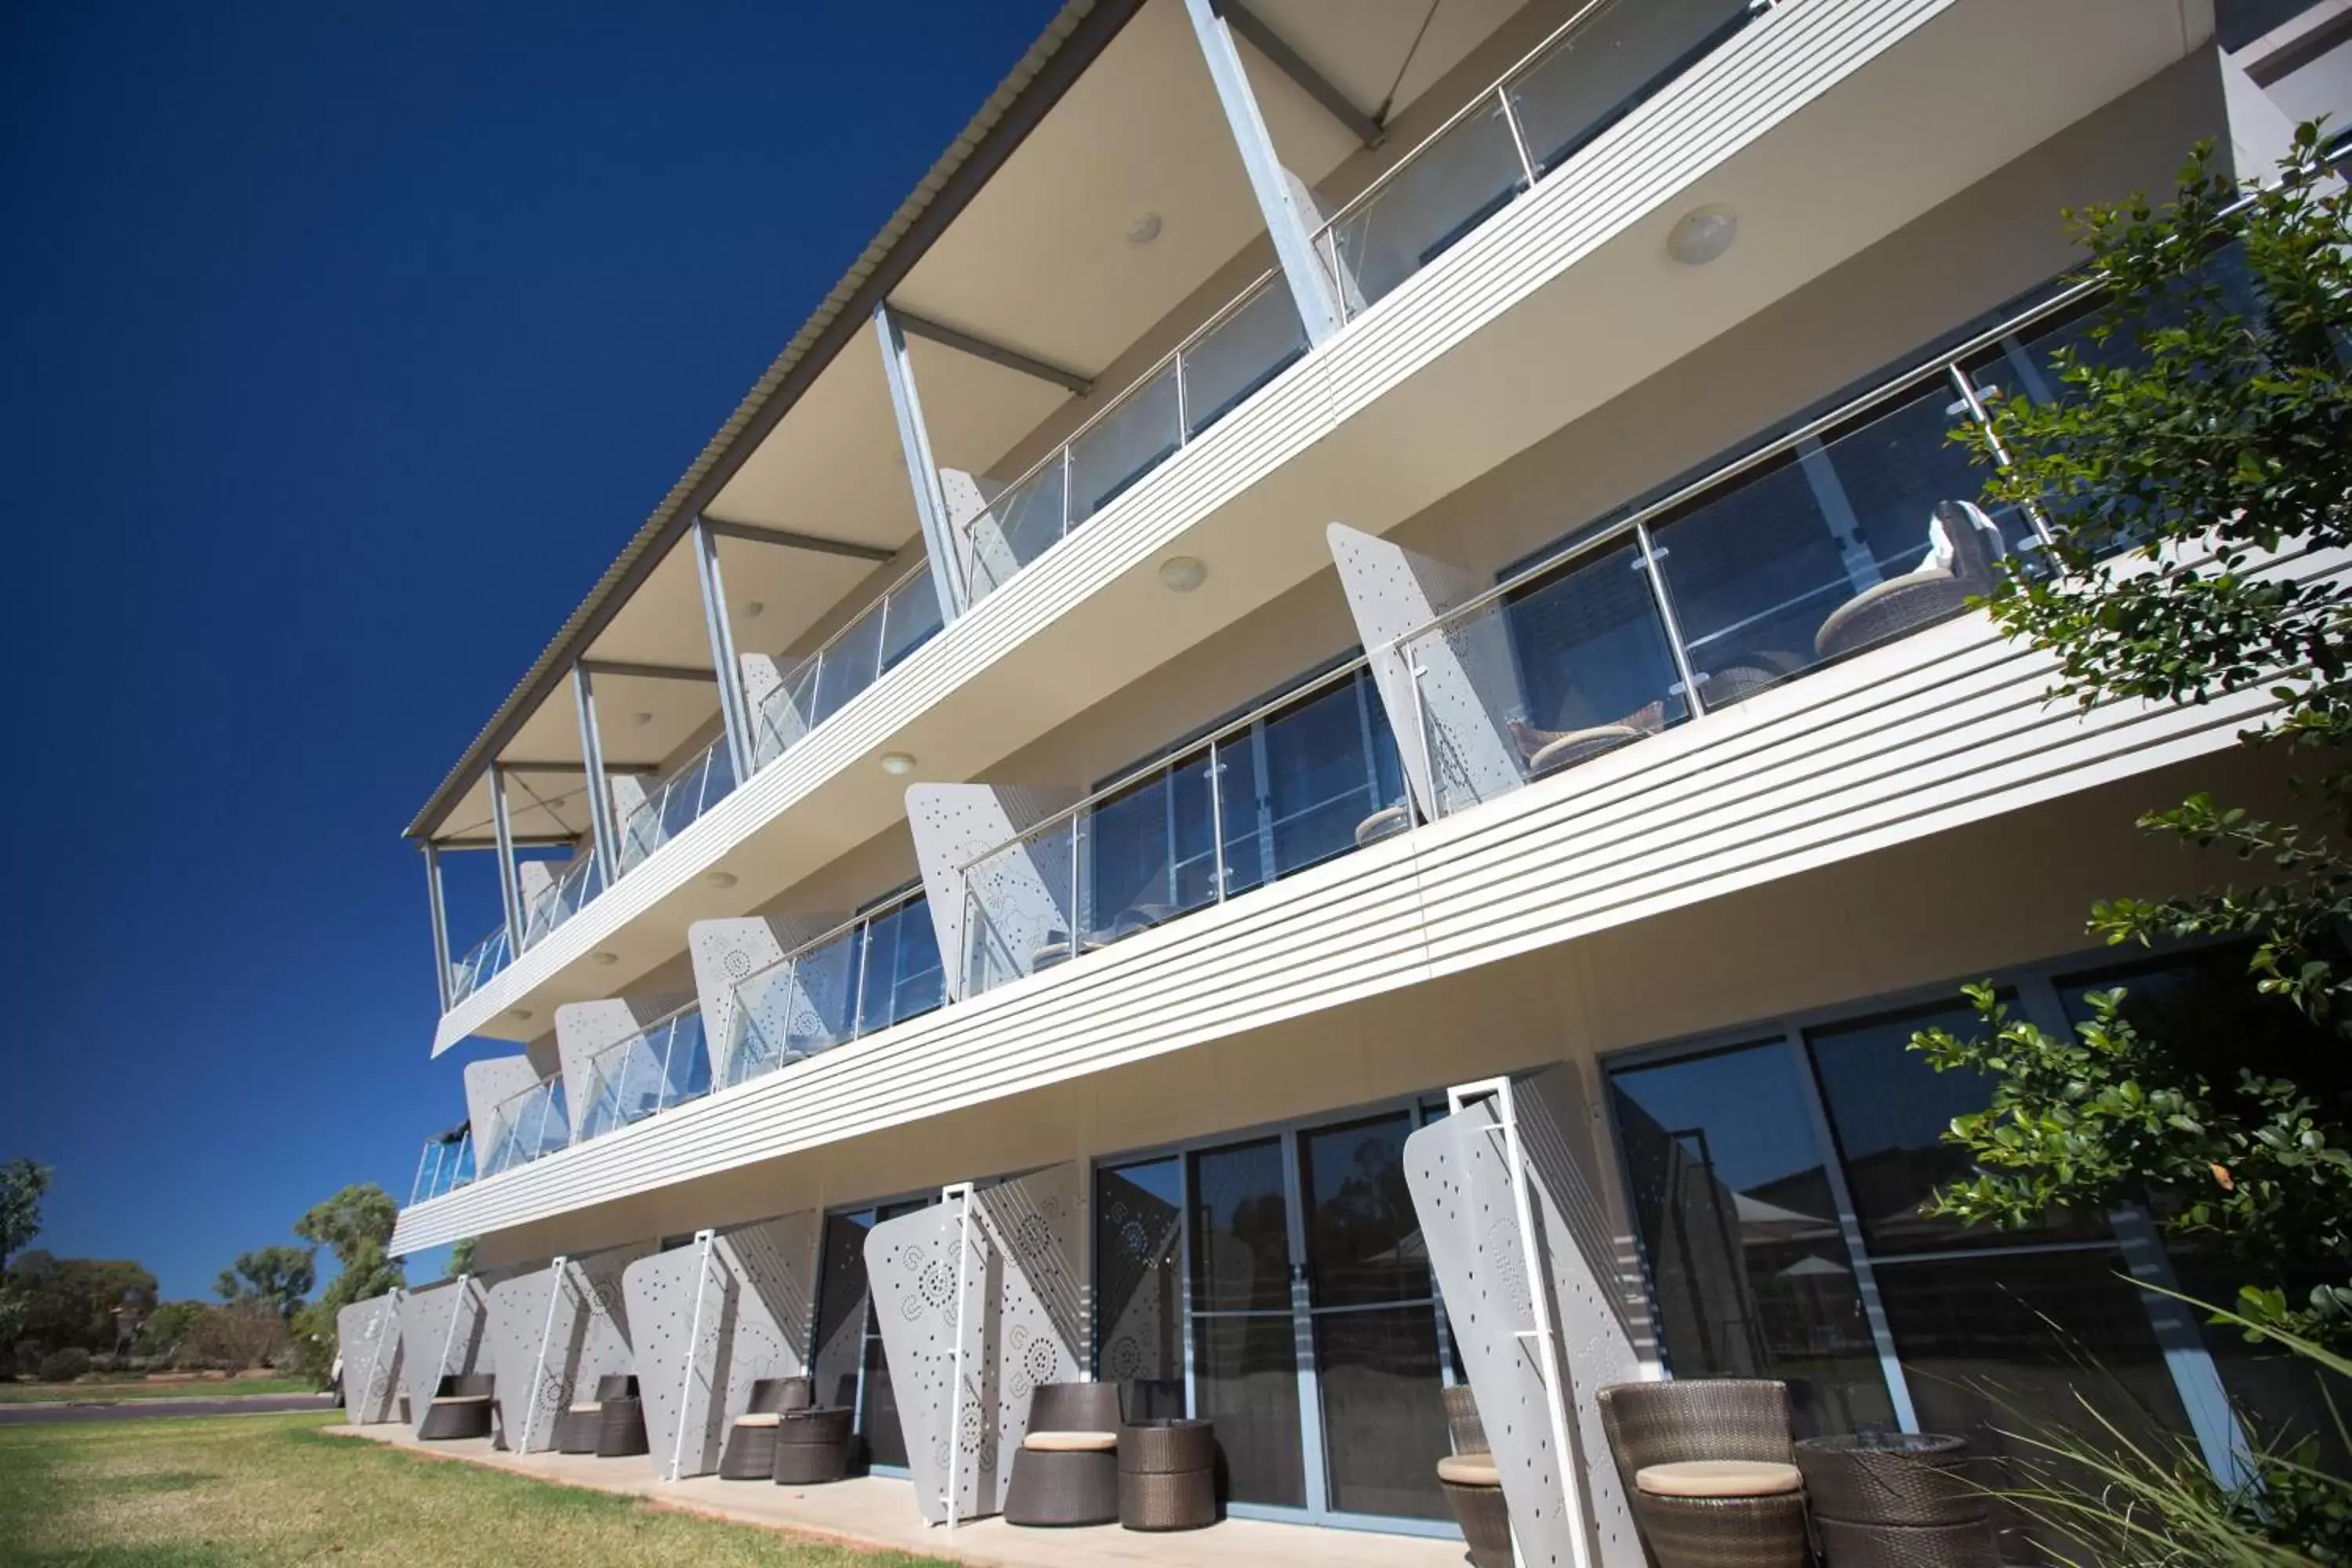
top-left (1612, 1042), bottom-right (1896, 1436)
top-left (1806, 1000), bottom-right (2108, 1253)
top-left (1095, 1159), bottom-right (1184, 1387)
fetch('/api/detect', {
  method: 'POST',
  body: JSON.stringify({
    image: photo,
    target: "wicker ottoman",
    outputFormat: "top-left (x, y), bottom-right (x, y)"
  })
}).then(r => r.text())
top-left (1119, 1420), bottom-right (1215, 1531)
top-left (554, 1403), bottom-right (602, 1454)
top-left (597, 1396), bottom-right (650, 1458)
top-left (418, 1374), bottom-right (496, 1441)
top-left (720, 1414), bottom-right (783, 1479)
top-left (774, 1406), bottom-right (854, 1485)
top-left (1795, 1435), bottom-right (1997, 1568)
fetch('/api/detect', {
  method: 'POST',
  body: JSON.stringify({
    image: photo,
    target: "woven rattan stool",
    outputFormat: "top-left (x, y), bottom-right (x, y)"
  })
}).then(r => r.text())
top-left (773, 1406), bottom-right (854, 1485)
top-left (718, 1377), bottom-right (811, 1479)
top-left (597, 1396), bottom-right (650, 1457)
top-left (1119, 1419), bottom-right (1214, 1530)
top-left (1796, 1435), bottom-right (1997, 1568)
top-left (417, 1374), bottom-right (495, 1441)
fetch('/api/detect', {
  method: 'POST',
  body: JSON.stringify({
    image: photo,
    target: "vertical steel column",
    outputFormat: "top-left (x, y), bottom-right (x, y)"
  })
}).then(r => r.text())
top-left (1447, 1076), bottom-right (1592, 1568)
top-left (423, 844), bottom-right (454, 1013)
top-left (517, 1256), bottom-right (571, 1454)
top-left (873, 304), bottom-right (970, 621)
top-left (691, 519), bottom-right (755, 787)
top-left (942, 1181), bottom-right (977, 1530)
top-left (1182, 0), bottom-right (1344, 343)
top-left (486, 764), bottom-right (524, 954)
top-left (669, 1229), bottom-right (718, 1482)
top-left (571, 664), bottom-right (618, 891)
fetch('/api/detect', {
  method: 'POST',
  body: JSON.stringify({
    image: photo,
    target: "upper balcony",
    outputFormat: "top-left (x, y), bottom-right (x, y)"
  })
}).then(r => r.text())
top-left (405, 0), bottom-right (2220, 1057)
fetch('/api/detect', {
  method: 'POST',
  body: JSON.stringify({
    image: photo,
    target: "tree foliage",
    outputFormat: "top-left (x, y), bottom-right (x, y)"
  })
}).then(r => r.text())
top-left (216, 1246), bottom-right (315, 1323)
top-left (0, 1159), bottom-right (50, 1269)
top-left (1914, 126), bottom-right (2352, 1352)
top-left (4, 1252), bottom-right (158, 1354)
top-left (287, 1185), bottom-right (405, 1387)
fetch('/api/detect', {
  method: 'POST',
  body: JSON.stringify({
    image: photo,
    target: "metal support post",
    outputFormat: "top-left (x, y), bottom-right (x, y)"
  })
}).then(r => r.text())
top-left (942, 1182), bottom-right (977, 1530)
top-left (486, 763), bottom-right (524, 954)
top-left (669, 1229), bottom-right (718, 1482)
top-left (1182, 0), bottom-right (1344, 343)
top-left (570, 665), bottom-right (618, 891)
top-left (423, 844), bottom-right (454, 1012)
top-left (1447, 1076), bottom-right (1593, 1568)
top-left (691, 520), bottom-right (755, 786)
top-left (516, 1256), bottom-right (571, 1454)
top-left (873, 304), bottom-right (970, 620)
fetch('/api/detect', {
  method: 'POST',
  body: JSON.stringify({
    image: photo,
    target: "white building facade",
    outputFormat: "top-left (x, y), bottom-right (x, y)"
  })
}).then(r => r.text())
top-left (386, 0), bottom-right (2352, 1547)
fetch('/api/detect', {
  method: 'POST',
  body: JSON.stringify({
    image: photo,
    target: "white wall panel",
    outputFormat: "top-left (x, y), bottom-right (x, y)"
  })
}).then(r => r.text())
top-left (554, 996), bottom-right (695, 1141)
top-left (336, 1294), bottom-right (405, 1425)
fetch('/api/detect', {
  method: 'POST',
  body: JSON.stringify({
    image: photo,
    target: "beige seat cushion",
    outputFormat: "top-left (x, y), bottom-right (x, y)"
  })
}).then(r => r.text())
top-left (567, 1401), bottom-right (603, 1414)
top-left (432, 1395), bottom-right (491, 1405)
top-left (1437, 1454), bottom-right (1500, 1486)
top-left (734, 1413), bottom-right (782, 1428)
top-left (1022, 1430), bottom-right (1119, 1454)
top-left (1635, 1460), bottom-right (1802, 1499)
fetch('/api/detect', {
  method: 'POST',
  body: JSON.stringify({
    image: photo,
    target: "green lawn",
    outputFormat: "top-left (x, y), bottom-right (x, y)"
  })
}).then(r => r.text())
top-left (0, 1376), bottom-right (314, 1405)
top-left (0, 1412), bottom-right (950, 1566)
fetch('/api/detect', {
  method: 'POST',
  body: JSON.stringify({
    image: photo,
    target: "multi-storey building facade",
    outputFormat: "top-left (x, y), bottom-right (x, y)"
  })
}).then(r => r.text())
top-left (379, 0), bottom-right (2352, 1549)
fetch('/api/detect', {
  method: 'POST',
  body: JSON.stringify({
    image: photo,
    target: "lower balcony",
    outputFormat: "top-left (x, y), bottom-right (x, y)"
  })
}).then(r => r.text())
top-left (572, 1001), bottom-right (713, 1143)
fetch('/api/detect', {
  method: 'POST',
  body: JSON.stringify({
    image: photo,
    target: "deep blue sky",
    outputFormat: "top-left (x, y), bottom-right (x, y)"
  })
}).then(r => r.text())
top-left (2, 1), bottom-right (1058, 1301)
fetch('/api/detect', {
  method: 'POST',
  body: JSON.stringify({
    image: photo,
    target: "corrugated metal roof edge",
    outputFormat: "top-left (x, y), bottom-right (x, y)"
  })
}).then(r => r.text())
top-left (405, 0), bottom-right (1142, 841)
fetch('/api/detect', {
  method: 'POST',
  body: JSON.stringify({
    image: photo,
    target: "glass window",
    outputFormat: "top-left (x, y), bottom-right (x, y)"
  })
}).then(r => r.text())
top-left (1224, 674), bottom-right (1407, 896)
top-left (1189, 1138), bottom-right (1292, 1314)
top-left (1299, 1113), bottom-right (1428, 1310)
top-left (1083, 754), bottom-right (1218, 942)
top-left (1610, 1041), bottom-right (1898, 1436)
top-left (1095, 1159), bottom-right (1183, 1391)
top-left (1806, 999), bottom-right (2110, 1253)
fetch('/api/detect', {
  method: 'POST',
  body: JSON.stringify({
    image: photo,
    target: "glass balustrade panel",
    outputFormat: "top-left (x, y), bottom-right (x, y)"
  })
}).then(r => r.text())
top-left (1083, 754), bottom-right (1218, 949)
top-left (1507, 0), bottom-right (1752, 180)
top-left (1648, 382), bottom-right (2000, 705)
top-left (1179, 284), bottom-right (1306, 441)
top-left (1069, 361), bottom-right (1182, 529)
top-left (854, 898), bottom-right (945, 1036)
top-left (965, 459), bottom-right (1068, 601)
top-left (1325, 100), bottom-right (1525, 317)
top-left (1219, 673), bottom-right (1409, 895)
top-left (786, 927), bottom-right (863, 1058)
top-left (1399, 537), bottom-right (1686, 817)
top-left (812, 609), bottom-right (888, 725)
top-left (726, 960), bottom-right (800, 1087)
top-left (961, 815), bottom-right (1080, 994)
top-left (450, 927), bottom-right (510, 1004)
top-left (877, 572), bottom-right (944, 674)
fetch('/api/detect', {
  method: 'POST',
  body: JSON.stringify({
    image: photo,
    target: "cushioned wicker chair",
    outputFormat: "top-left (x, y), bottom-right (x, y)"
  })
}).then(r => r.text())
top-left (1815, 500), bottom-right (2002, 662)
top-left (417, 1373), bottom-right (495, 1440)
top-left (718, 1376), bottom-right (812, 1480)
top-left (1597, 1379), bottom-right (1810, 1568)
top-left (1438, 1385), bottom-right (1512, 1568)
top-left (1004, 1381), bottom-right (1123, 1526)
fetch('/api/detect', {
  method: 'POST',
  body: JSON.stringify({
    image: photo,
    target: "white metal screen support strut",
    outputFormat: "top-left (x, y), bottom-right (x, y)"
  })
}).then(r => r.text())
top-left (669, 1229), bottom-right (717, 1483)
top-left (1449, 1076), bottom-right (1592, 1568)
top-left (432, 1273), bottom-right (474, 1397)
top-left (941, 1181), bottom-right (977, 1530)
top-left (354, 1290), bottom-right (401, 1423)
top-left (517, 1255), bottom-right (570, 1454)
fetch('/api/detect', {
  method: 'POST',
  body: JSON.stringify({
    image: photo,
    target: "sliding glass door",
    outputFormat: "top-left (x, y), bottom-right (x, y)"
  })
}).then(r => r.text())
top-left (1096, 1104), bottom-right (1453, 1530)
top-left (810, 1196), bottom-right (932, 1473)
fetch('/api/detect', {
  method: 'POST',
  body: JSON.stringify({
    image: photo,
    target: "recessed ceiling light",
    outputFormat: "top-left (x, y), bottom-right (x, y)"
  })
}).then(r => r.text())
top-left (1157, 556), bottom-right (1207, 593)
top-left (743, 601), bottom-right (765, 619)
top-left (1666, 205), bottom-right (1737, 267)
top-left (1125, 212), bottom-right (1163, 247)
top-left (507, 1008), bottom-right (532, 1022)
top-left (590, 951), bottom-right (619, 966)
top-left (879, 751), bottom-right (916, 776)
top-left (631, 711), bottom-right (654, 727)
top-left (706, 870), bottom-right (737, 889)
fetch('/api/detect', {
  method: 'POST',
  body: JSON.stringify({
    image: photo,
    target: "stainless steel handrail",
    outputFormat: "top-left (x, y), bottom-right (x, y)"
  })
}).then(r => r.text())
top-left (726, 883), bottom-right (931, 993)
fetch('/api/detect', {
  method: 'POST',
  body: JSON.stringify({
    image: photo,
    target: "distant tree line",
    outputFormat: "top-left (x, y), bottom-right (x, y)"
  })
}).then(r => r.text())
top-left (0, 1158), bottom-right (407, 1386)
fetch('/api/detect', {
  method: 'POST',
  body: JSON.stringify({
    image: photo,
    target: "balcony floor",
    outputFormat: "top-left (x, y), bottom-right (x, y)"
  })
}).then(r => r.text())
top-left (325, 1422), bottom-right (1465, 1567)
